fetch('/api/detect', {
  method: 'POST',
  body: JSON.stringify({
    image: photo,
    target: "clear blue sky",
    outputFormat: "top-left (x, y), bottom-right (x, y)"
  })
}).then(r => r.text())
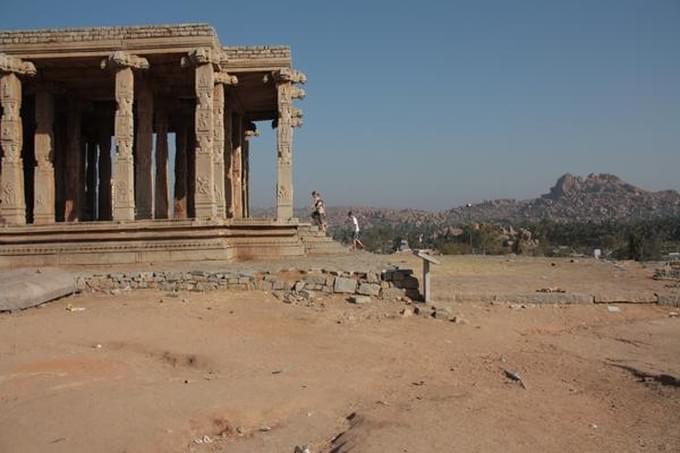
top-left (2, 0), bottom-right (679, 211)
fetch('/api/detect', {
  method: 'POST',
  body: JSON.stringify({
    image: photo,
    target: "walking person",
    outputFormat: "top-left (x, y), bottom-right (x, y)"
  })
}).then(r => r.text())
top-left (347, 211), bottom-right (365, 251)
top-left (311, 191), bottom-right (328, 234)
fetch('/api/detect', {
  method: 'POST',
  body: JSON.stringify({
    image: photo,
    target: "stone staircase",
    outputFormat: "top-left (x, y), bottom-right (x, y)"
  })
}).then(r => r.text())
top-left (298, 224), bottom-right (349, 256)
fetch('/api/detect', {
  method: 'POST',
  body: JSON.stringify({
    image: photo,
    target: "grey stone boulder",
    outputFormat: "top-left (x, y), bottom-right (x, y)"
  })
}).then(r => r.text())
top-left (0, 267), bottom-right (77, 312)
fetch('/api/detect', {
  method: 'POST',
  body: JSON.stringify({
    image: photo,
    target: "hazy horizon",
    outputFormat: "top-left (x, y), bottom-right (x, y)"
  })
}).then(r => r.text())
top-left (249, 170), bottom-right (680, 213)
top-left (2, 0), bottom-right (678, 211)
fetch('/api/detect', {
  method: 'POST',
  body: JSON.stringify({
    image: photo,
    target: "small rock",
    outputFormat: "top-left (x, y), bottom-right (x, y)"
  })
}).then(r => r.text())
top-left (669, 311), bottom-right (679, 318)
top-left (413, 305), bottom-right (433, 317)
top-left (348, 295), bottom-right (371, 304)
top-left (607, 305), bottom-right (622, 313)
top-left (260, 425), bottom-right (272, 432)
top-left (450, 315), bottom-right (468, 324)
top-left (293, 446), bottom-right (311, 453)
top-left (432, 307), bottom-right (451, 320)
top-left (400, 307), bottom-right (413, 318)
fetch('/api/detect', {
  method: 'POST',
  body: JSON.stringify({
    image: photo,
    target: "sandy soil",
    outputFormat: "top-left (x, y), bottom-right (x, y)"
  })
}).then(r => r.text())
top-left (1, 257), bottom-right (679, 453)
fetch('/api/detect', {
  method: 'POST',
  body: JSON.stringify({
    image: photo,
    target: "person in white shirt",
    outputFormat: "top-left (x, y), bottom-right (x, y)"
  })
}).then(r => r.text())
top-left (347, 211), bottom-right (365, 250)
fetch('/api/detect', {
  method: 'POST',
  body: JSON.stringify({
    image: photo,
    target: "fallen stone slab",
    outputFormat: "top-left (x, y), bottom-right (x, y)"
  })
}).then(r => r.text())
top-left (499, 293), bottom-right (594, 305)
top-left (593, 292), bottom-right (658, 304)
top-left (0, 267), bottom-right (76, 312)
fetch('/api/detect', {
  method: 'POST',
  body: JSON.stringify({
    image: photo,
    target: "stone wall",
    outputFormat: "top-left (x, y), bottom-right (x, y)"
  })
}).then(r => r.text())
top-left (0, 24), bottom-right (216, 45)
top-left (221, 46), bottom-right (291, 61)
top-left (77, 265), bottom-right (420, 300)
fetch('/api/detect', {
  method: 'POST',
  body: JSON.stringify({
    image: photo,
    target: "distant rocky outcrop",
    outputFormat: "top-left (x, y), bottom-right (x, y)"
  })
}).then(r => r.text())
top-left (315, 173), bottom-right (680, 228)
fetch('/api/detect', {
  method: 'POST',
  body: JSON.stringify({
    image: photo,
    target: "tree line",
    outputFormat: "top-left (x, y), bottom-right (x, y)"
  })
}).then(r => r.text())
top-left (331, 217), bottom-right (680, 261)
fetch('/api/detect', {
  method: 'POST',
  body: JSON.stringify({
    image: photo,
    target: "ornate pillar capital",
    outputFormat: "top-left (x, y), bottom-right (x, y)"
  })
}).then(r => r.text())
top-left (100, 51), bottom-right (149, 70)
top-left (0, 53), bottom-right (36, 76)
top-left (181, 48), bottom-right (222, 68)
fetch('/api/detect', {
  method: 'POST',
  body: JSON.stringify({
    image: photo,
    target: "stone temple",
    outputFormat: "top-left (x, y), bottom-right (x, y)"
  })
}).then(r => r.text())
top-left (0, 23), bottom-right (341, 265)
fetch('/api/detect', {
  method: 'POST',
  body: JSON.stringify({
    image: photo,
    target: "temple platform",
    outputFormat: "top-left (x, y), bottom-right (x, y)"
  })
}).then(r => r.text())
top-left (0, 219), bottom-right (346, 267)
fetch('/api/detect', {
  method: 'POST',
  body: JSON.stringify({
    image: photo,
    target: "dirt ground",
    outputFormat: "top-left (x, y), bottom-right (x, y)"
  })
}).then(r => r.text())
top-left (1, 256), bottom-right (679, 453)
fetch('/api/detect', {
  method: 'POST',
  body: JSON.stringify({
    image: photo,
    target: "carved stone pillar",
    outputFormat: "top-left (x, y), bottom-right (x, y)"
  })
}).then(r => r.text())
top-left (213, 82), bottom-right (226, 219)
top-left (224, 104), bottom-right (234, 218)
top-left (63, 101), bottom-right (81, 222)
top-left (85, 137), bottom-right (98, 220)
top-left (135, 77), bottom-right (153, 219)
top-left (0, 55), bottom-right (35, 225)
top-left (274, 68), bottom-right (306, 222)
top-left (231, 113), bottom-right (243, 218)
top-left (154, 104), bottom-right (169, 219)
top-left (173, 120), bottom-right (188, 219)
top-left (213, 72), bottom-right (237, 220)
top-left (33, 89), bottom-right (55, 224)
top-left (97, 124), bottom-right (112, 220)
top-left (101, 52), bottom-right (149, 222)
top-left (188, 52), bottom-right (216, 219)
top-left (242, 135), bottom-right (250, 218)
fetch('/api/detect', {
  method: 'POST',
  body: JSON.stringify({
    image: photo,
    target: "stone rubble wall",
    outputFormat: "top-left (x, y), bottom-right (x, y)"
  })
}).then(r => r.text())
top-left (0, 24), bottom-right (217, 45)
top-left (77, 266), bottom-right (420, 300)
top-left (221, 46), bottom-right (291, 60)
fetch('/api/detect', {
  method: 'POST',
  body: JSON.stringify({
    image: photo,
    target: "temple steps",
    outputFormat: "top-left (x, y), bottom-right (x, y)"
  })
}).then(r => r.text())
top-left (298, 225), bottom-right (348, 256)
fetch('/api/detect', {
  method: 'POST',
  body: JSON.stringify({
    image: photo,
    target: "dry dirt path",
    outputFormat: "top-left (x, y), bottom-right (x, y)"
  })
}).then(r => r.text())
top-left (1, 285), bottom-right (678, 453)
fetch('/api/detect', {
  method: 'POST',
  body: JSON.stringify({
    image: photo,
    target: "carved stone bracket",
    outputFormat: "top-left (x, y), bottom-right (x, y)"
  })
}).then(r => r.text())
top-left (291, 86), bottom-right (305, 100)
top-left (214, 71), bottom-right (238, 86)
top-left (0, 53), bottom-right (37, 76)
top-left (181, 48), bottom-right (222, 68)
top-left (100, 51), bottom-right (149, 70)
top-left (274, 68), bottom-right (307, 84)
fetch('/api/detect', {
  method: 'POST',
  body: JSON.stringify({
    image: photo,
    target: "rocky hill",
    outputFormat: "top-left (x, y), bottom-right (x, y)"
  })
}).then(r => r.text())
top-left (314, 173), bottom-right (680, 228)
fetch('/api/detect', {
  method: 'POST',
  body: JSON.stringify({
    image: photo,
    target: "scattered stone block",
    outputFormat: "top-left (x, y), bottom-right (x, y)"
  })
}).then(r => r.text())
top-left (432, 306), bottom-right (451, 320)
top-left (272, 280), bottom-right (290, 291)
top-left (348, 295), bottom-right (371, 304)
top-left (294, 281), bottom-right (306, 292)
top-left (357, 282), bottom-right (381, 297)
top-left (303, 275), bottom-right (326, 286)
top-left (658, 293), bottom-right (680, 307)
top-left (334, 277), bottom-right (357, 294)
top-left (413, 304), bottom-right (433, 318)
top-left (380, 288), bottom-right (404, 299)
